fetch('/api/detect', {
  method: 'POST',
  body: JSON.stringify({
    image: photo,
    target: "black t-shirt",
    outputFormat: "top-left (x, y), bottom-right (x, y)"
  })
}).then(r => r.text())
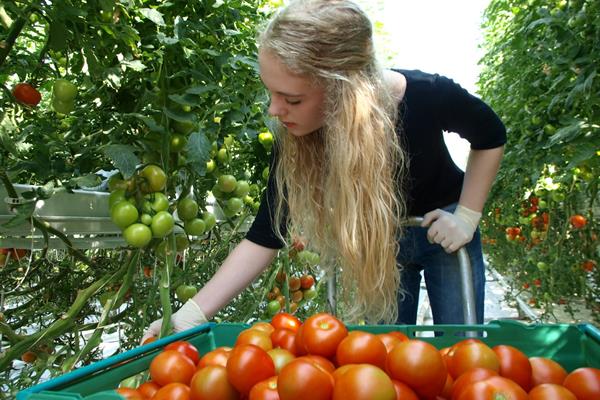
top-left (245, 69), bottom-right (507, 249)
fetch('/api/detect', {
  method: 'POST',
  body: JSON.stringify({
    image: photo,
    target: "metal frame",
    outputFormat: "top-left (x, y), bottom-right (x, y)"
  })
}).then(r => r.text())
top-left (327, 216), bottom-right (478, 326)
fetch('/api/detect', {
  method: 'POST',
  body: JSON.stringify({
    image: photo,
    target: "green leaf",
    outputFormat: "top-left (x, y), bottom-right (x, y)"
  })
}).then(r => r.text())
top-left (139, 8), bottom-right (166, 26)
top-left (48, 23), bottom-right (70, 52)
top-left (69, 174), bottom-right (103, 189)
top-left (121, 60), bottom-right (146, 72)
top-left (2, 202), bottom-right (35, 229)
top-left (163, 107), bottom-right (195, 123)
top-left (103, 145), bottom-right (140, 179)
top-left (126, 114), bottom-right (166, 134)
top-left (185, 132), bottom-right (211, 176)
top-left (185, 84), bottom-right (219, 95)
top-left (157, 33), bottom-right (179, 45)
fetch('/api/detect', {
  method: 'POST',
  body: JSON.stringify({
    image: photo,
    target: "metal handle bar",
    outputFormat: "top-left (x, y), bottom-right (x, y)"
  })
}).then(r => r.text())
top-left (327, 216), bottom-right (478, 326)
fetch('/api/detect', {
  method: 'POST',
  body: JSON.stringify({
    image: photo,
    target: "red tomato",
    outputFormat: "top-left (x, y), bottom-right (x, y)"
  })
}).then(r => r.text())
top-left (271, 328), bottom-right (297, 354)
top-left (226, 344), bottom-right (276, 395)
top-left (492, 345), bottom-right (532, 391)
top-left (152, 382), bottom-right (191, 400)
top-left (300, 313), bottom-right (348, 358)
top-left (293, 324), bottom-right (307, 356)
top-left (440, 373), bottom-right (455, 400)
top-left (249, 376), bottom-right (279, 400)
top-left (528, 383), bottom-right (577, 400)
top-left (150, 350), bottom-right (196, 386)
top-left (377, 333), bottom-right (404, 354)
top-left (300, 274), bottom-right (315, 289)
top-left (529, 357), bottom-right (567, 386)
top-left (386, 339), bottom-right (447, 399)
top-left (332, 364), bottom-right (396, 400)
top-left (137, 381), bottom-right (160, 399)
top-left (236, 328), bottom-right (273, 351)
top-left (391, 380), bottom-right (419, 400)
top-left (457, 376), bottom-right (528, 400)
top-left (294, 355), bottom-right (335, 374)
top-left (277, 358), bottom-right (334, 400)
top-left (197, 346), bottom-right (231, 369)
top-left (271, 313), bottom-right (302, 333)
top-left (562, 367), bottom-right (600, 400)
top-left (446, 341), bottom-right (500, 379)
top-left (142, 337), bottom-right (157, 346)
top-left (252, 322), bottom-right (276, 335)
top-left (336, 331), bottom-right (387, 369)
top-left (569, 214), bottom-right (587, 229)
top-left (189, 365), bottom-right (239, 400)
top-left (12, 83), bottom-right (42, 106)
top-left (451, 367), bottom-right (498, 400)
top-left (165, 341), bottom-right (200, 365)
top-left (267, 348), bottom-right (295, 374)
top-left (115, 387), bottom-right (144, 399)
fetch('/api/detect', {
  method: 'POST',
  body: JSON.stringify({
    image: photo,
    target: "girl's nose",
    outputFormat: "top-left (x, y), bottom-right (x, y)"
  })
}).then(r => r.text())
top-left (268, 96), bottom-right (287, 117)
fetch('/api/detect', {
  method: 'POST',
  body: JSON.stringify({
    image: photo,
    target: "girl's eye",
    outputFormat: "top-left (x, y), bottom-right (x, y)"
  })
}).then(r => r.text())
top-left (286, 99), bottom-right (301, 105)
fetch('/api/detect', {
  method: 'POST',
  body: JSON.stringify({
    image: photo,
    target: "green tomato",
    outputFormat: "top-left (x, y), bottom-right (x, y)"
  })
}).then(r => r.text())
top-left (233, 180), bottom-right (250, 198)
top-left (177, 197), bottom-right (199, 221)
top-left (53, 79), bottom-right (78, 102)
top-left (111, 201), bottom-right (139, 229)
top-left (244, 195), bottom-right (255, 206)
top-left (123, 223), bottom-right (152, 248)
top-left (202, 211), bottom-right (217, 231)
top-left (551, 191), bottom-right (566, 202)
top-left (262, 166), bottom-right (270, 181)
top-left (140, 165), bottom-right (167, 193)
top-left (258, 130), bottom-right (274, 149)
top-left (266, 299), bottom-right (281, 316)
top-left (170, 133), bottom-right (187, 153)
top-left (217, 148), bottom-right (229, 164)
top-left (224, 135), bottom-right (234, 147)
top-left (175, 234), bottom-right (190, 251)
top-left (536, 261), bottom-right (549, 271)
top-left (303, 288), bottom-right (318, 301)
top-left (206, 159), bottom-right (216, 174)
top-left (173, 120), bottom-right (195, 135)
top-left (226, 197), bottom-right (244, 214)
top-left (108, 189), bottom-right (127, 209)
top-left (143, 192), bottom-right (169, 213)
top-left (52, 97), bottom-right (75, 114)
top-left (217, 175), bottom-right (237, 193)
top-left (176, 285), bottom-right (198, 303)
top-left (151, 211), bottom-right (175, 238)
top-left (141, 213), bottom-right (153, 226)
top-left (184, 218), bottom-right (206, 236)
top-left (211, 183), bottom-right (226, 200)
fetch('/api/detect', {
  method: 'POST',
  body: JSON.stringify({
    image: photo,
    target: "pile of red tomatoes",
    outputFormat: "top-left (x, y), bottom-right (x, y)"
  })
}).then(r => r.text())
top-left (117, 312), bottom-right (599, 400)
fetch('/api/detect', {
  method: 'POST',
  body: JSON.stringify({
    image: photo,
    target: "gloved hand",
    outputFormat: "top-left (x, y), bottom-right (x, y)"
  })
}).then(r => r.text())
top-left (141, 299), bottom-right (208, 343)
top-left (421, 205), bottom-right (482, 253)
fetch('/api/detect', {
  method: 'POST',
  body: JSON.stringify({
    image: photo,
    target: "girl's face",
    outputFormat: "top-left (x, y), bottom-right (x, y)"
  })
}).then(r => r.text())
top-left (258, 49), bottom-right (326, 137)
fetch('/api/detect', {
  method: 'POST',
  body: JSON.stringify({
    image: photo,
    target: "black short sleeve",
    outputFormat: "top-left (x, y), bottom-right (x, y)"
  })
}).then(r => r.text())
top-left (245, 149), bottom-right (287, 249)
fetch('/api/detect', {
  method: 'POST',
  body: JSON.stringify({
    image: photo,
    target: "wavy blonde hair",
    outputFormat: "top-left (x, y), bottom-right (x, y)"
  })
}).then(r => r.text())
top-left (259, 0), bottom-right (407, 323)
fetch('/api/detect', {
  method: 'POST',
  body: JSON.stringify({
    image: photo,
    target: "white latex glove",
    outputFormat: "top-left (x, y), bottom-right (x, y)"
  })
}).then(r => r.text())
top-left (421, 205), bottom-right (482, 253)
top-left (141, 299), bottom-right (208, 343)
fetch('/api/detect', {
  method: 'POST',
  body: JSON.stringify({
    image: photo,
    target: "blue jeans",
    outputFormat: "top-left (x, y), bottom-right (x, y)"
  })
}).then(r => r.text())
top-left (396, 204), bottom-right (485, 325)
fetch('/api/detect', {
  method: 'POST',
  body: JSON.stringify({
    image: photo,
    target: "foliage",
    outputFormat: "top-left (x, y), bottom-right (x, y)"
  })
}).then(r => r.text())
top-left (479, 0), bottom-right (599, 321)
top-left (0, 0), bottom-right (327, 396)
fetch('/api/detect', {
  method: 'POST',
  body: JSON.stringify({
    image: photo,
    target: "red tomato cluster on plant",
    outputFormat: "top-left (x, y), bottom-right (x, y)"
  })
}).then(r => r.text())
top-left (118, 312), bottom-right (600, 400)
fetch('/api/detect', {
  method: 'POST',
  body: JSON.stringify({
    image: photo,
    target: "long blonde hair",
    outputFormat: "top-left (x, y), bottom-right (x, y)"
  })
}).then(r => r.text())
top-left (259, 0), bottom-right (407, 323)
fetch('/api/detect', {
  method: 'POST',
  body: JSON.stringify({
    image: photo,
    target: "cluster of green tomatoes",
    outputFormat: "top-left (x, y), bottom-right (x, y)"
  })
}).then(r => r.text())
top-left (108, 165), bottom-right (217, 248)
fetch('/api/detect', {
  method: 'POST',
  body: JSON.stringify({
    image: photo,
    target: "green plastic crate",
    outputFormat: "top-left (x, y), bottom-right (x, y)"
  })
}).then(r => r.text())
top-left (16, 320), bottom-right (600, 400)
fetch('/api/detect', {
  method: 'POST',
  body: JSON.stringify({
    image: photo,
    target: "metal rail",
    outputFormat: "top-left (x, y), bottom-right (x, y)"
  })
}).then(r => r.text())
top-left (327, 216), bottom-right (478, 326)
